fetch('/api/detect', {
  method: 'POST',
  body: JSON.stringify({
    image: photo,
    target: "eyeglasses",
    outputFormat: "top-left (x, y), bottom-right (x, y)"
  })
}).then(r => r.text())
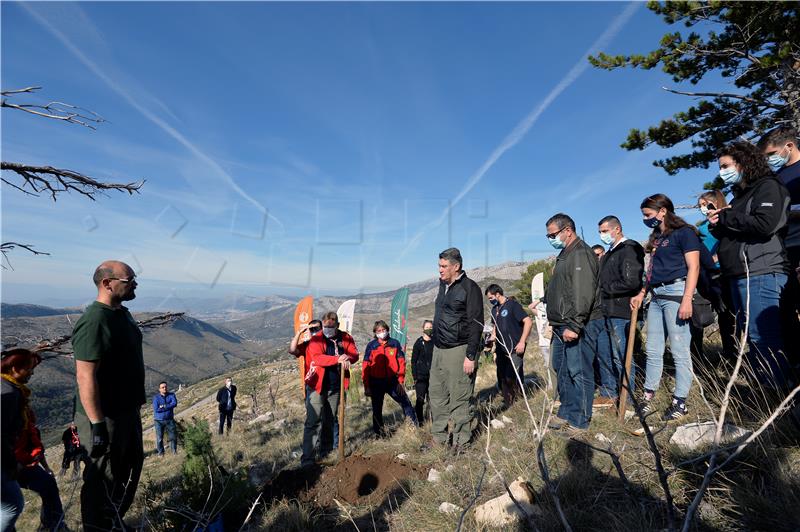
top-left (106, 276), bottom-right (136, 283)
top-left (545, 227), bottom-right (567, 239)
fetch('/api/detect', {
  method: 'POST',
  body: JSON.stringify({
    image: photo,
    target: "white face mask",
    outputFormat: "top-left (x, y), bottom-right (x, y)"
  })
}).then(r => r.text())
top-left (376, 331), bottom-right (388, 340)
top-left (323, 327), bottom-right (337, 338)
top-left (700, 205), bottom-right (709, 216)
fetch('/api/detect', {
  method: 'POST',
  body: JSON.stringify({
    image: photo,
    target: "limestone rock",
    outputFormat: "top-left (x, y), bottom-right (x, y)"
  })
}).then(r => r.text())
top-left (490, 419), bottom-right (506, 429)
top-left (445, 464), bottom-right (455, 472)
top-left (669, 421), bottom-right (750, 450)
top-left (595, 433), bottom-right (612, 444)
top-left (439, 502), bottom-right (462, 515)
top-left (427, 468), bottom-right (441, 483)
top-left (396, 453), bottom-right (408, 460)
top-left (474, 477), bottom-right (539, 527)
top-left (248, 412), bottom-right (274, 425)
top-left (272, 418), bottom-right (287, 431)
top-left (501, 415), bottom-right (513, 424)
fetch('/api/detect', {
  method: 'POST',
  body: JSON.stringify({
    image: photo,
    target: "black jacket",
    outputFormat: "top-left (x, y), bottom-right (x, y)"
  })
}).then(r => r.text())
top-left (411, 336), bottom-right (434, 379)
top-left (544, 238), bottom-right (602, 333)
top-left (216, 385), bottom-right (237, 413)
top-left (710, 176), bottom-right (790, 279)
top-left (432, 272), bottom-right (484, 360)
top-left (598, 239), bottom-right (645, 320)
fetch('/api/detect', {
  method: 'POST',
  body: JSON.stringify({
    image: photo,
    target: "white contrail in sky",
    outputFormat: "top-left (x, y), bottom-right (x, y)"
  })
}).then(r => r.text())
top-left (399, 1), bottom-right (641, 258)
top-left (22, 4), bottom-right (284, 232)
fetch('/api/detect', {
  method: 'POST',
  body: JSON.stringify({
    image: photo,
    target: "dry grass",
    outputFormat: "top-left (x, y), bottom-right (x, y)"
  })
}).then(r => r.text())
top-left (16, 336), bottom-right (800, 531)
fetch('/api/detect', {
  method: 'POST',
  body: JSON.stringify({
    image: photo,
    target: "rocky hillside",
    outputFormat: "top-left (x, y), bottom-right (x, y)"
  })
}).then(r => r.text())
top-left (1, 310), bottom-right (271, 442)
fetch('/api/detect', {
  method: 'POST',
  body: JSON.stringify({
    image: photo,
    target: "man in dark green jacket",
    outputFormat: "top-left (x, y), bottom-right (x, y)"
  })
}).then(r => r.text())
top-left (541, 214), bottom-right (601, 434)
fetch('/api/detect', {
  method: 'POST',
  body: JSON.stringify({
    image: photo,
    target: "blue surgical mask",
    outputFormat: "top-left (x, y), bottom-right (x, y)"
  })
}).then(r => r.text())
top-left (548, 236), bottom-right (565, 250)
top-left (719, 167), bottom-right (741, 185)
top-left (599, 232), bottom-right (614, 246)
top-left (767, 148), bottom-right (789, 172)
top-left (643, 216), bottom-right (661, 229)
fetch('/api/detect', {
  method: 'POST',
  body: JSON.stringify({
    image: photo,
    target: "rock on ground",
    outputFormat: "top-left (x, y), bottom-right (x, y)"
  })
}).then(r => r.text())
top-left (439, 502), bottom-right (462, 515)
top-left (490, 419), bottom-right (506, 429)
top-left (428, 468), bottom-right (441, 483)
top-left (248, 412), bottom-right (275, 425)
top-left (669, 421), bottom-right (751, 450)
top-left (474, 477), bottom-right (539, 527)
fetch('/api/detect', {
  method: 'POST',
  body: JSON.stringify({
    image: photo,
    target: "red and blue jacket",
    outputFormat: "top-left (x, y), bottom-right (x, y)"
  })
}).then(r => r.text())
top-left (362, 337), bottom-right (406, 388)
top-left (304, 331), bottom-right (359, 394)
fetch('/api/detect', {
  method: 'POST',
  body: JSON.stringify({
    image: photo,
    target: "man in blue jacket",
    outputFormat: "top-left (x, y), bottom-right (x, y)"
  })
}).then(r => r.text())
top-left (153, 381), bottom-right (178, 455)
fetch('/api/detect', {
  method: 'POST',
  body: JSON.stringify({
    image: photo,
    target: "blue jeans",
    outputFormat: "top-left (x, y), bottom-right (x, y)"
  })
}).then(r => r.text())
top-left (0, 471), bottom-right (24, 532)
top-left (586, 318), bottom-right (616, 398)
top-left (644, 281), bottom-right (694, 398)
top-left (17, 464), bottom-right (64, 531)
top-left (730, 273), bottom-right (790, 388)
top-left (607, 317), bottom-right (636, 398)
top-left (551, 326), bottom-right (594, 429)
top-left (155, 419), bottom-right (177, 454)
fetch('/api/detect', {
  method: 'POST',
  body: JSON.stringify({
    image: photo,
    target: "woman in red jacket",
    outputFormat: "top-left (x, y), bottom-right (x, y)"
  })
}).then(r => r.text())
top-left (363, 321), bottom-right (418, 436)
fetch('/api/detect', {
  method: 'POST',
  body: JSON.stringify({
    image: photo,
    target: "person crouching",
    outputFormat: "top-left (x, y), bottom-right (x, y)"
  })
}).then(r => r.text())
top-left (363, 321), bottom-right (418, 437)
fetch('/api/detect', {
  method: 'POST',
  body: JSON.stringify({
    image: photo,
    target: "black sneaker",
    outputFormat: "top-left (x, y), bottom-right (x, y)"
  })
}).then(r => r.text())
top-left (639, 390), bottom-right (656, 415)
top-left (663, 400), bottom-right (688, 421)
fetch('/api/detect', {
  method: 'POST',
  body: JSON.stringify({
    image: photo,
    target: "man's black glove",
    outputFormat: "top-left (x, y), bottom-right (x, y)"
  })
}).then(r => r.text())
top-left (90, 421), bottom-right (109, 458)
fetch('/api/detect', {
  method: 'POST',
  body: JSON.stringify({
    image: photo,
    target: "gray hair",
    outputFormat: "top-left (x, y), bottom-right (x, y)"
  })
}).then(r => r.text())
top-left (438, 247), bottom-right (463, 269)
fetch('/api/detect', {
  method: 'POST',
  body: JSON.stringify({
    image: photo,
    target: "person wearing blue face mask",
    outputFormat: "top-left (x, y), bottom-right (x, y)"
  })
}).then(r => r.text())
top-left (630, 194), bottom-right (701, 421)
top-left (708, 141), bottom-right (792, 390)
top-left (759, 127), bottom-right (800, 369)
top-left (596, 216), bottom-right (644, 409)
top-left (543, 213), bottom-right (602, 435)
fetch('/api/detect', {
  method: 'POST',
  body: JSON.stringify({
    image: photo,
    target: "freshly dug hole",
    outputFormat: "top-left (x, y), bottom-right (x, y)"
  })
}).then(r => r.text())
top-left (309, 453), bottom-right (427, 506)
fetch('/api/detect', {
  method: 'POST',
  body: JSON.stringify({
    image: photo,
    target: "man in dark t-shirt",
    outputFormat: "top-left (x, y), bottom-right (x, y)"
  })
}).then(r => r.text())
top-left (71, 260), bottom-right (144, 531)
top-left (485, 285), bottom-right (532, 406)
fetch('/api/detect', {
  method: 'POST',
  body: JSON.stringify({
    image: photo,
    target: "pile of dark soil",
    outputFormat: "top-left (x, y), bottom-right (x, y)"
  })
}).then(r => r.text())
top-left (262, 454), bottom-right (426, 507)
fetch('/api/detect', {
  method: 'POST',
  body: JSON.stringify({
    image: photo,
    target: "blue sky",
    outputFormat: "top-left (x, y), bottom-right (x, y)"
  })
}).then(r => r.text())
top-left (2, 2), bottom-right (725, 308)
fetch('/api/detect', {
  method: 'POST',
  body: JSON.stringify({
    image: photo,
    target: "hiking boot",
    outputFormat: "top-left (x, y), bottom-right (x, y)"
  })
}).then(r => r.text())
top-left (639, 390), bottom-right (656, 415)
top-left (562, 424), bottom-right (588, 439)
top-left (663, 399), bottom-right (688, 421)
top-left (592, 396), bottom-right (616, 409)
top-left (548, 416), bottom-right (569, 430)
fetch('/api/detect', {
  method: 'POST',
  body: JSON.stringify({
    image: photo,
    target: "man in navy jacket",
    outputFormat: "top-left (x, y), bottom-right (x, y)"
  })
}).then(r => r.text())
top-left (153, 382), bottom-right (178, 455)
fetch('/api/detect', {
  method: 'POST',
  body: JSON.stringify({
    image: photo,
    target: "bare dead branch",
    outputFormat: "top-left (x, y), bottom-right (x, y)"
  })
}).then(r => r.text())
top-left (2, 86), bottom-right (106, 129)
top-left (536, 440), bottom-right (573, 532)
top-left (1, 241), bottom-right (50, 270)
top-left (27, 313), bottom-right (185, 357)
top-left (2, 162), bottom-right (144, 201)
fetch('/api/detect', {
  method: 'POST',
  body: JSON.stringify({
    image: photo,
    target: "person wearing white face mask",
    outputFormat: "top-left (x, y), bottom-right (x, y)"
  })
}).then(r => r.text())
top-left (362, 320), bottom-right (418, 436)
top-left (708, 141), bottom-right (792, 390)
top-left (300, 312), bottom-right (359, 467)
top-left (696, 191), bottom-right (737, 362)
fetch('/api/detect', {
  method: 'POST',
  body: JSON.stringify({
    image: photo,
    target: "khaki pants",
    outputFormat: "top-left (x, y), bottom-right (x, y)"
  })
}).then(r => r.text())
top-left (429, 344), bottom-right (476, 446)
top-left (76, 409), bottom-right (143, 531)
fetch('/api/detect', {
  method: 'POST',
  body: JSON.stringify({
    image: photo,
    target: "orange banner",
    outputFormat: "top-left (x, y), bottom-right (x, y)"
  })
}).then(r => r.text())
top-left (294, 296), bottom-right (313, 397)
